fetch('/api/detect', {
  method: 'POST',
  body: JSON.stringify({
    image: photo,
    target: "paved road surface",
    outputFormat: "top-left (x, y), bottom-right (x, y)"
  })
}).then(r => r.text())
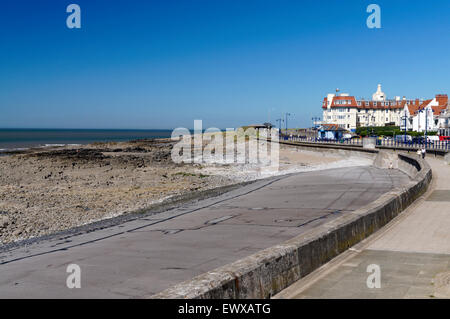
top-left (275, 157), bottom-right (450, 299)
top-left (0, 166), bottom-right (409, 298)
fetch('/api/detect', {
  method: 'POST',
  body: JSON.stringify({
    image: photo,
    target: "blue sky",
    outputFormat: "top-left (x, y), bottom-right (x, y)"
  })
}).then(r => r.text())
top-left (0, 0), bottom-right (449, 129)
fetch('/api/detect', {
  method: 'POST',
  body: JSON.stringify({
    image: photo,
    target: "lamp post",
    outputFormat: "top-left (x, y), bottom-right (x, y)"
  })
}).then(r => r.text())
top-left (418, 108), bottom-right (429, 146)
top-left (276, 118), bottom-right (284, 138)
top-left (285, 113), bottom-right (292, 135)
top-left (404, 109), bottom-right (407, 143)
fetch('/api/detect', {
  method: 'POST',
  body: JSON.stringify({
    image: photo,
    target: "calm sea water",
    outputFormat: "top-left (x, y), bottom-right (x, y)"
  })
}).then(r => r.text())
top-left (0, 129), bottom-right (175, 151)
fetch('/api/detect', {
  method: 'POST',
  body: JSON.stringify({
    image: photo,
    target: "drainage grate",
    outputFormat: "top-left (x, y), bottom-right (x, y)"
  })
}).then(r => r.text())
top-left (426, 190), bottom-right (450, 202)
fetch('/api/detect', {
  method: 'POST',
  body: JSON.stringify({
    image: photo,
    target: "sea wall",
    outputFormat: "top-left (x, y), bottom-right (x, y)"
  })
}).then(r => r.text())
top-left (278, 140), bottom-right (378, 162)
top-left (152, 149), bottom-right (432, 299)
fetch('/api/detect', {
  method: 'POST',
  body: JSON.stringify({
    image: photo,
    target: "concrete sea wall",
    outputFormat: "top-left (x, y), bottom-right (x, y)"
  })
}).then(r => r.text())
top-left (152, 146), bottom-right (432, 299)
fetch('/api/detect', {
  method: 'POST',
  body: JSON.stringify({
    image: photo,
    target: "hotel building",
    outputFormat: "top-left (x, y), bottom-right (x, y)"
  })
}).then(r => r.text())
top-left (321, 84), bottom-right (448, 133)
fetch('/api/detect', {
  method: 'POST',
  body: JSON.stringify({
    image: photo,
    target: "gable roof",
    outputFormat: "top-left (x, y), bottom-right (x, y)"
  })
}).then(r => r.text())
top-left (319, 124), bottom-right (347, 131)
top-left (414, 95), bottom-right (448, 116)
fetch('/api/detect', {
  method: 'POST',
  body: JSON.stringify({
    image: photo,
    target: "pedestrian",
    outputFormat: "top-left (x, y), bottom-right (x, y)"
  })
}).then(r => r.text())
top-left (421, 147), bottom-right (426, 159)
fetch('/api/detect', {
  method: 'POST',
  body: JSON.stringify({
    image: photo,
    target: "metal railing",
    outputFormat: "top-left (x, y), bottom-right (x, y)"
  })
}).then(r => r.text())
top-left (281, 135), bottom-right (363, 146)
top-left (376, 139), bottom-right (449, 151)
top-left (280, 135), bottom-right (450, 151)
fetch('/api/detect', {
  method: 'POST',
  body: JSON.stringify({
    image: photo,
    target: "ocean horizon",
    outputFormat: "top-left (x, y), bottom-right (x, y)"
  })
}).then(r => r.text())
top-left (0, 128), bottom-right (177, 151)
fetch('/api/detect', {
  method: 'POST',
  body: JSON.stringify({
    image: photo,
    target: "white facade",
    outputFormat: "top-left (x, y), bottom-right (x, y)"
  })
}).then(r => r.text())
top-left (322, 84), bottom-right (405, 131)
top-left (322, 86), bottom-right (448, 134)
top-left (411, 98), bottom-right (440, 132)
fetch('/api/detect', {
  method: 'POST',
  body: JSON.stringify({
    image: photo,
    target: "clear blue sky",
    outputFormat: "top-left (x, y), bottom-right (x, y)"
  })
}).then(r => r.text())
top-left (0, 0), bottom-right (449, 129)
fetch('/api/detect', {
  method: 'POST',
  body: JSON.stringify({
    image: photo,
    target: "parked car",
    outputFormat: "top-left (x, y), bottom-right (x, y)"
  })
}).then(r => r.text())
top-left (427, 136), bottom-right (440, 143)
top-left (343, 133), bottom-right (353, 140)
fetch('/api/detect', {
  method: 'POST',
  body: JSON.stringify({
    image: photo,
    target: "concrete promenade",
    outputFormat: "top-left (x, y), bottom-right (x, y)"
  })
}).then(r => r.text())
top-left (275, 157), bottom-right (450, 299)
top-left (0, 166), bottom-right (408, 298)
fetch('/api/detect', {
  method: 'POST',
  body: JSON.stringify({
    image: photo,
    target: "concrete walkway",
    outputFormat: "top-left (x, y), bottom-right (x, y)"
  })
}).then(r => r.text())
top-left (0, 166), bottom-right (408, 298)
top-left (275, 157), bottom-right (450, 299)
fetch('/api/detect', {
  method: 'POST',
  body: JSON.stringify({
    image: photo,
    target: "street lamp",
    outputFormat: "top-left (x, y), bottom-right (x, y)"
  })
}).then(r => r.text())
top-left (418, 108), bottom-right (429, 146)
top-left (276, 118), bottom-right (284, 138)
top-left (402, 109), bottom-right (408, 143)
top-left (285, 113), bottom-right (292, 135)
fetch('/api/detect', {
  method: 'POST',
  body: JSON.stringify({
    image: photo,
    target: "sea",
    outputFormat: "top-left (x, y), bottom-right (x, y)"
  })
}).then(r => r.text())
top-left (0, 129), bottom-right (175, 153)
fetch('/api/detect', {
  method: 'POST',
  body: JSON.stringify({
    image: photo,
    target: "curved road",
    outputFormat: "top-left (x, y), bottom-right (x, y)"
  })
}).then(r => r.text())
top-left (0, 166), bottom-right (410, 298)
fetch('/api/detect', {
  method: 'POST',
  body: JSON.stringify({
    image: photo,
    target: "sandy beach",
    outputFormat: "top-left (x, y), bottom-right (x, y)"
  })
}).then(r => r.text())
top-left (0, 138), bottom-right (368, 244)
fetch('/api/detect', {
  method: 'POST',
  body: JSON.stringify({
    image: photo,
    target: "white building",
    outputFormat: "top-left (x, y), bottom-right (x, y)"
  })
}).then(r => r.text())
top-left (407, 94), bottom-right (448, 133)
top-left (438, 104), bottom-right (450, 137)
top-left (321, 85), bottom-right (448, 133)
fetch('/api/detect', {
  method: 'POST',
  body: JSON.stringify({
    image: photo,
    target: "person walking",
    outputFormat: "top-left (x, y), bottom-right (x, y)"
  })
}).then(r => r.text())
top-left (421, 147), bottom-right (426, 159)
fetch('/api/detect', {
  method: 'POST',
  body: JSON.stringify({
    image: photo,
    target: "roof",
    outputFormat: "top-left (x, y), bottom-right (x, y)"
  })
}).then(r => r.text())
top-left (319, 124), bottom-right (347, 131)
top-left (322, 94), bottom-right (447, 113)
top-left (322, 96), bottom-right (408, 110)
top-left (245, 124), bottom-right (270, 128)
top-left (413, 95), bottom-right (448, 116)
